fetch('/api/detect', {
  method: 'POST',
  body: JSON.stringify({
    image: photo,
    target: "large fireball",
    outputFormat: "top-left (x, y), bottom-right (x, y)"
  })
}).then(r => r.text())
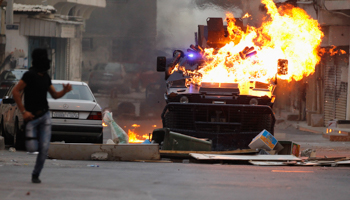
top-left (199, 0), bottom-right (324, 83)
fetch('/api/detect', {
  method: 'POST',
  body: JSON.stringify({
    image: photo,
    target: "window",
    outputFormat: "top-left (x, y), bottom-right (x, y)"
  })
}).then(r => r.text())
top-left (48, 84), bottom-right (95, 101)
top-left (82, 38), bottom-right (93, 50)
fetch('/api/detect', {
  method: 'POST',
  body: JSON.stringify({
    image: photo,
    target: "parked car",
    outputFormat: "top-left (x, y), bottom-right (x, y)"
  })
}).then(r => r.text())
top-left (0, 84), bottom-right (21, 146)
top-left (0, 80), bottom-right (103, 148)
top-left (88, 62), bottom-right (126, 93)
top-left (123, 63), bottom-right (163, 93)
top-left (0, 69), bottom-right (27, 98)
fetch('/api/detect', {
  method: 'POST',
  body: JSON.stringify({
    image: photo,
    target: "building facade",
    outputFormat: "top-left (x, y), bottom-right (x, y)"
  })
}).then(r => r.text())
top-left (1, 0), bottom-right (106, 80)
top-left (81, 0), bottom-right (157, 81)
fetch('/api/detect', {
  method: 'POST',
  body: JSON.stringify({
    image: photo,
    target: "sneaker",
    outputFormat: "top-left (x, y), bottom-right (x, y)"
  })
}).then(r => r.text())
top-left (32, 175), bottom-right (41, 184)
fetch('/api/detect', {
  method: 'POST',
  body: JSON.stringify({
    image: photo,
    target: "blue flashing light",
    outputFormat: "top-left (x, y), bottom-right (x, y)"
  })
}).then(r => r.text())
top-left (188, 54), bottom-right (194, 58)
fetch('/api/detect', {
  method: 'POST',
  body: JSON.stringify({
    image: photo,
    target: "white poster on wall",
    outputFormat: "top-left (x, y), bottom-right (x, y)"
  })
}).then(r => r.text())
top-left (61, 25), bottom-right (75, 38)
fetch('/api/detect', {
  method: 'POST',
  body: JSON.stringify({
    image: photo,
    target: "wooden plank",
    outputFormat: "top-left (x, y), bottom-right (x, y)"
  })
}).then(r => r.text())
top-left (48, 143), bottom-right (160, 161)
top-left (190, 153), bottom-right (302, 161)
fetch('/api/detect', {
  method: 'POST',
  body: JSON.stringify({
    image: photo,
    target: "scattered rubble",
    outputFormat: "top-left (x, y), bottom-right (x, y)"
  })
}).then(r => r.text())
top-left (8, 147), bottom-right (16, 152)
top-left (156, 129), bottom-right (350, 167)
top-left (103, 111), bottom-right (128, 144)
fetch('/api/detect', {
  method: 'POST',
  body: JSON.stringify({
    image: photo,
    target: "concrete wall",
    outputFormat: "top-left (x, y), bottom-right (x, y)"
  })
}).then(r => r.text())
top-left (2, 14), bottom-right (29, 71)
top-left (68, 37), bottom-right (82, 81)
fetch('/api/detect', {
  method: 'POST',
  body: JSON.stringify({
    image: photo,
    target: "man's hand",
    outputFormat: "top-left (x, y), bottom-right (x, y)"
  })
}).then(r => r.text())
top-left (63, 83), bottom-right (72, 93)
top-left (23, 111), bottom-right (35, 122)
top-left (49, 84), bottom-right (72, 99)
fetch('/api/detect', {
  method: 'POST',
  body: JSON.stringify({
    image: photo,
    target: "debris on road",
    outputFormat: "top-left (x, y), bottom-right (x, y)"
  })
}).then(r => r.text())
top-left (103, 111), bottom-right (128, 144)
top-left (248, 161), bottom-right (289, 166)
top-left (87, 164), bottom-right (99, 167)
top-left (248, 130), bottom-right (278, 151)
top-left (8, 147), bottom-right (16, 152)
top-left (278, 141), bottom-right (301, 157)
top-left (189, 153), bottom-right (350, 167)
top-left (301, 148), bottom-right (316, 157)
top-left (190, 153), bottom-right (302, 161)
top-left (159, 149), bottom-right (257, 159)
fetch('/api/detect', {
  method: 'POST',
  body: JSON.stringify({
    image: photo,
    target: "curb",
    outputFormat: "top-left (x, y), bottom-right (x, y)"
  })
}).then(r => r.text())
top-left (298, 126), bottom-right (324, 134)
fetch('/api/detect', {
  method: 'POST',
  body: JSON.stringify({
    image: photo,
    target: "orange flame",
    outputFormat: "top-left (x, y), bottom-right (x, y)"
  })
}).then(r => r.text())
top-left (131, 124), bottom-right (140, 128)
top-left (128, 124), bottom-right (150, 143)
top-left (242, 13), bottom-right (251, 19)
top-left (128, 129), bottom-right (149, 143)
top-left (320, 46), bottom-right (346, 56)
top-left (171, 0), bottom-right (327, 92)
top-left (199, 0), bottom-right (324, 84)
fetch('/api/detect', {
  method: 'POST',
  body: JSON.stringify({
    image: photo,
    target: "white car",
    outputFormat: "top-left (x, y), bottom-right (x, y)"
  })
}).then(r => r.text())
top-left (48, 80), bottom-right (103, 143)
top-left (0, 80), bottom-right (103, 148)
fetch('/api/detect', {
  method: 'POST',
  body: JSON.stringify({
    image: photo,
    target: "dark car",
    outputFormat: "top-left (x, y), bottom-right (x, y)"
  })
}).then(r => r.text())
top-left (88, 63), bottom-right (126, 93)
top-left (0, 69), bottom-right (28, 98)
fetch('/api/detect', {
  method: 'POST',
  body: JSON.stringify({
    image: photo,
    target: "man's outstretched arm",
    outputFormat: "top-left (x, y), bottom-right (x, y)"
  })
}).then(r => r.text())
top-left (48, 83), bottom-right (72, 99)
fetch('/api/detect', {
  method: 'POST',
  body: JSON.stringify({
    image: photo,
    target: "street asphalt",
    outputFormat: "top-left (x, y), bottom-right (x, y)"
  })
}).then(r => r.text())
top-left (0, 120), bottom-right (349, 200)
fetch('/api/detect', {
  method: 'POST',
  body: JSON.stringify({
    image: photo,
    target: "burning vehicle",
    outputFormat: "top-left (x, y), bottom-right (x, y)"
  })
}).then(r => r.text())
top-left (155, 0), bottom-right (323, 150)
top-left (156, 39), bottom-right (287, 151)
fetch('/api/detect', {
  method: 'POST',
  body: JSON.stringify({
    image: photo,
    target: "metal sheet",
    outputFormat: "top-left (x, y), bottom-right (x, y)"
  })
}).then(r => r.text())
top-left (337, 160), bottom-right (350, 165)
top-left (324, 51), bottom-right (348, 126)
top-left (190, 153), bottom-right (302, 161)
top-left (48, 143), bottom-right (160, 161)
top-left (20, 17), bottom-right (57, 37)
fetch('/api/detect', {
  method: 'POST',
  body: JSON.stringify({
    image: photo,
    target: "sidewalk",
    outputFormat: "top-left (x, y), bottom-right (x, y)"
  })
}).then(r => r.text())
top-left (290, 120), bottom-right (326, 134)
top-left (275, 118), bottom-right (350, 158)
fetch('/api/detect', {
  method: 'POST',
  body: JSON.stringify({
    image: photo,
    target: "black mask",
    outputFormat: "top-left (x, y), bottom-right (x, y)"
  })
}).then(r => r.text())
top-left (31, 48), bottom-right (51, 72)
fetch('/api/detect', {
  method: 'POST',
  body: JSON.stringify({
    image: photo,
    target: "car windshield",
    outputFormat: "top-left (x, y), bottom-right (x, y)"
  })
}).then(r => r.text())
top-left (104, 63), bottom-right (122, 73)
top-left (47, 84), bottom-right (95, 101)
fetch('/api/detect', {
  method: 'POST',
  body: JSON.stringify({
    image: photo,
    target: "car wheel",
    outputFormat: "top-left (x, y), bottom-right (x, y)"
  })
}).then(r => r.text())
top-left (14, 120), bottom-right (25, 150)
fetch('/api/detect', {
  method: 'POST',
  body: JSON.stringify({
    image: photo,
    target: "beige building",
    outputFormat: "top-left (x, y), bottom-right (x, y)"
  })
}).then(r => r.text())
top-left (0, 0), bottom-right (106, 80)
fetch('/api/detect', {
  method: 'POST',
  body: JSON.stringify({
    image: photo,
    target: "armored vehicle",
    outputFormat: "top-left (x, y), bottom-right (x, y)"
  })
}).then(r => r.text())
top-left (156, 18), bottom-right (288, 150)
